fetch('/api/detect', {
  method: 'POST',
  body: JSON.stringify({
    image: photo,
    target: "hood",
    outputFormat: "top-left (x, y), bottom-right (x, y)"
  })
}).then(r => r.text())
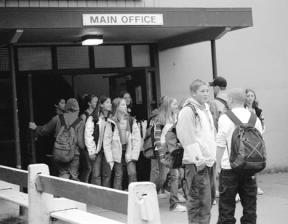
top-left (183, 97), bottom-right (208, 111)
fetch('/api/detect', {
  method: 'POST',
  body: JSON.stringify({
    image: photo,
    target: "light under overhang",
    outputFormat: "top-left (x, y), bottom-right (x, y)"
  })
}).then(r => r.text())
top-left (81, 35), bottom-right (103, 46)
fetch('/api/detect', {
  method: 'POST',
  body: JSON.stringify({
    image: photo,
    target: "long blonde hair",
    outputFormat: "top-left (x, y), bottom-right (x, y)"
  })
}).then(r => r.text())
top-left (158, 96), bottom-right (177, 124)
top-left (112, 98), bottom-right (128, 121)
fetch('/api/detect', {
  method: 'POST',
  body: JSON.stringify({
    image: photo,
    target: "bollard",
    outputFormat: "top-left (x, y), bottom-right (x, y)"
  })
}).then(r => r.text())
top-left (28, 164), bottom-right (53, 224)
top-left (127, 182), bottom-right (161, 224)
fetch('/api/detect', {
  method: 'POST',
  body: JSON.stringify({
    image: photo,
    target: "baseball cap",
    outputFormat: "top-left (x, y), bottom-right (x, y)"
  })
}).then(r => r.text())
top-left (209, 76), bottom-right (227, 88)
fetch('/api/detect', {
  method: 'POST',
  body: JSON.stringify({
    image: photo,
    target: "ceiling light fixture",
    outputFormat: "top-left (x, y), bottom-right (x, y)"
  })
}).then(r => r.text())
top-left (81, 35), bottom-right (103, 46)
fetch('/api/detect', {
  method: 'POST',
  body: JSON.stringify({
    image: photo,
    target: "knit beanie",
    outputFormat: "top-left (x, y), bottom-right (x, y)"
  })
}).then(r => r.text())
top-left (65, 98), bottom-right (79, 112)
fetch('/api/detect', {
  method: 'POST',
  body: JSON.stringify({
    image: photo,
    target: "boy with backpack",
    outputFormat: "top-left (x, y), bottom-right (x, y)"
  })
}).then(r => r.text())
top-left (177, 80), bottom-right (216, 224)
top-left (216, 88), bottom-right (266, 224)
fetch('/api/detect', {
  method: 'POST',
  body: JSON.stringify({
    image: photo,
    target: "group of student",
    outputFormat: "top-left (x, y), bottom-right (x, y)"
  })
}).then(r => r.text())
top-left (29, 76), bottom-right (265, 224)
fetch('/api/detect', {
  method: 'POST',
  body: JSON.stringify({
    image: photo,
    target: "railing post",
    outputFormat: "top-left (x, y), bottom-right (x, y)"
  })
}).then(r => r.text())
top-left (28, 164), bottom-right (52, 224)
top-left (127, 182), bottom-right (161, 224)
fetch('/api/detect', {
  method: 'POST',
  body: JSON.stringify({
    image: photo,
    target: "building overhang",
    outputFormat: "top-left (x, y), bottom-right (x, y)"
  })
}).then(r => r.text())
top-left (0, 7), bottom-right (252, 50)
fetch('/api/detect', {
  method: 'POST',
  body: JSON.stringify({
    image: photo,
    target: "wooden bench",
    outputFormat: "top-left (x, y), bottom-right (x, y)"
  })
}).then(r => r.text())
top-left (0, 164), bottom-right (161, 224)
top-left (51, 209), bottom-right (125, 224)
top-left (0, 188), bottom-right (28, 208)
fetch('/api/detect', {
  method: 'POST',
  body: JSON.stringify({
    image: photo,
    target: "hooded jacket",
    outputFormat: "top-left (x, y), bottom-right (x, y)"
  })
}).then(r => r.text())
top-left (176, 97), bottom-right (216, 167)
top-left (103, 117), bottom-right (141, 168)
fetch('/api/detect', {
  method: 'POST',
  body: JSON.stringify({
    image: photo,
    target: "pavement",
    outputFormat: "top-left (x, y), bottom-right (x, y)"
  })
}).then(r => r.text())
top-left (89, 172), bottom-right (288, 224)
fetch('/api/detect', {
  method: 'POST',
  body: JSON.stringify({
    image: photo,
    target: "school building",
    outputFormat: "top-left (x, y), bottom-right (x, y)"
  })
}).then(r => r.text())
top-left (0, 0), bottom-right (286, 169)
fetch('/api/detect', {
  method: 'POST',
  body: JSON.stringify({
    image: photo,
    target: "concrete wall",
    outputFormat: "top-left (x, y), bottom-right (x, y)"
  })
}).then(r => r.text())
top-left (159, 0), bottom-right (288, 169)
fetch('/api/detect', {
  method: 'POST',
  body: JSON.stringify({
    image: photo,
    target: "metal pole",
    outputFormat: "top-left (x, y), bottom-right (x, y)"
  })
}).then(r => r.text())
top-left (28, 73), bottom-right (36, 163)
top-left (9, 44), bottom-right (21, 169)
top-left (211, 40), bottom-right (218, 79)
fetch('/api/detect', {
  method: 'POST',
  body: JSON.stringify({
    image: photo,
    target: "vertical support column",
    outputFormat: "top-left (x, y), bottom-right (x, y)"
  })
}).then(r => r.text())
top-left (150, 44), bottom-right (161, 108)
top-left (27, 73), bottom-right (36, 164)
top-left (28, 164), bottom-right (52, 224)
top-left (211, 40), bottom-right (218, 79)
top-left (9, 44), bottom-right (21, 169)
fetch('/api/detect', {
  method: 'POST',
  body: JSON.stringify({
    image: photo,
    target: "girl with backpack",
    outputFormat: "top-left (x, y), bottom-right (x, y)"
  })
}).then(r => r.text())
top-left (245, 88), bottom-right (266, 195)
top-left (150, 96), bottom-right (186, 212)
top-left (103, 98), bottom-right (141, 190)
top-left (84, 96), bottom-right (112, 186)
top-left (78, 94), bottom-right (98, 183)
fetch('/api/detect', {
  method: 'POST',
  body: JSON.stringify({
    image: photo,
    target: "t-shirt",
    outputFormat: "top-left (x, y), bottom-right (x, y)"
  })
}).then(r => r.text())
top-left (216, 107), bottom-right (263, 169)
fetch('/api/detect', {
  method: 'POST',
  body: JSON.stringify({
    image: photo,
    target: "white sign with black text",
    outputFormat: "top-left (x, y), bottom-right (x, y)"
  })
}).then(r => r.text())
top-left (83, 14), bottom-right (164, 26)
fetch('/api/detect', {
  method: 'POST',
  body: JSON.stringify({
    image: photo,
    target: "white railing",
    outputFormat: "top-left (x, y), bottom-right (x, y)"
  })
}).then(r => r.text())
top-left (0, 164), bottom-right (161, 224)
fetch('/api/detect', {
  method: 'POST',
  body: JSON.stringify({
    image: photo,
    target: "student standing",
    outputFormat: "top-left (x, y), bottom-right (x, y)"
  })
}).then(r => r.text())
top-left (31, 98), bottom-right (85, 180)
top-left (103, 98), bottom-right (141, 190)
top-left (150, 96), bottom-right (187, 212)
top-left (216, 88), bottom-right (263, 224)
top-left (78, 94), bottom-right (98, 182)
top-left (245, 88), bottom-right (265, 195)
top-left (177, 80), bottom-right (216, 224)
top-left (85, 96), bottom-right (112, 186)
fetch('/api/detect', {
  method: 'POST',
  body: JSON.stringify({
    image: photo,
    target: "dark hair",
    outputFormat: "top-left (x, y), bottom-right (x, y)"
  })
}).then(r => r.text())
top-left (79, 94), bottom-right (97, 114)
top-left (91, 95), bottom-right (111, 121)
top-left (245, 89), bottom-right (259, 109)
top-left (120, 91), bottom-right (130, 98)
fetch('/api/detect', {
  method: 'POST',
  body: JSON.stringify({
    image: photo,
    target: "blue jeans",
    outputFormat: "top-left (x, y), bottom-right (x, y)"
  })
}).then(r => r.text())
top-left (150, 158), bottom-right (169, 192)
top-left (55, 155), bottom-right (80, 181)
top-left (78, 148), bottom-right (92, 183)
top-left (217, 169), bottom-right (257, 224)
top-left (169, 168), bottom-right (180, 209)
top-left (90, 150), bottom-right (111, 186)
top-left (113, 152), bottom-right (137, 190)
top-left (185, 164), bottom-right (213, 224)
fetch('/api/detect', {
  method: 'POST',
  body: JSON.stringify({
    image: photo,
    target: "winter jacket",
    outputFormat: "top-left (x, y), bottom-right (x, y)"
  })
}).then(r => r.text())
top-left (103, 117), bottom-right (141, 168)
top-left (176, 97), bottom-right (216, 167)
top-left (85, 114), bottom-right (108, 156)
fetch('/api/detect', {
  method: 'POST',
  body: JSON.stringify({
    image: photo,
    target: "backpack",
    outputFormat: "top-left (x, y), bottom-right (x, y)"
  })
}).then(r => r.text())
top-left (160, 125), bottom-right (184, 169)
top-left (53, 114), bottom-right (82, 163)
top-left (226, 110), bottom-right (266, 174)
top-left (142, 114), bottom-right (159, 159)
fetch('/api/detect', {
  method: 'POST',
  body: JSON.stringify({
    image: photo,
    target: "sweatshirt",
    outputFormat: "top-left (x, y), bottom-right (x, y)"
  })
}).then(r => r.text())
top-left (176, 97), bottom-right (216, 167)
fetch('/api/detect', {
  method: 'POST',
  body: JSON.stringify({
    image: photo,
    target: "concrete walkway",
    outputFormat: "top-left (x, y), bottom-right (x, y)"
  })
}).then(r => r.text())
top-left (89, 172), bottom-right (288, 224)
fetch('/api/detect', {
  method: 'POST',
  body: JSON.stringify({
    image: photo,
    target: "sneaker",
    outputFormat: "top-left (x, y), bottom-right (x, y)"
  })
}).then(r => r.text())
top-left (257, 187), bottom-right (264, 195)
top-left (158, 193), bottom-right (167, 199)
top-left (212, 200), bottom-right (217, 205)
top-left (171, 204), bottom-right (187, 212)
top-left (178, 194), bottom-right (186, 203)
top-left (235, 194), bottom-right (240, 203)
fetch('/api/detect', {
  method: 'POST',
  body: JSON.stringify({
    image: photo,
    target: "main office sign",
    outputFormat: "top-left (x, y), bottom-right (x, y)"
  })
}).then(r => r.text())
top-left (83, 14), bottom-right (164, 26)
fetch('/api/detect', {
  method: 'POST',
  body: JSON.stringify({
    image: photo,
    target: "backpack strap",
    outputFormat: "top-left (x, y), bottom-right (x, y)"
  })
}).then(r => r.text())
top-left (59, 114), bottom-right (67, 128)
top-left (226, 110), bottom-right (243, 126)
top-left (247, 112), bottom-right (257, 127)
top-left (215, 97), bottom-right (229, 110)
top-left (69, 118), bottom-right (82, 130)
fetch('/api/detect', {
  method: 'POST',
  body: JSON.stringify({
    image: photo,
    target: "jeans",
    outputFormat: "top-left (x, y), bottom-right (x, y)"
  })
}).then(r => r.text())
top-left (78, 148), bottom-right (92, 183)
top-left (185, 164), bottom-right (213, 224)
top-left (169, 168), bottom-right (180, 209)
top-left (208, 164), bottom-right (216, 204)
top-left (217, 169), bottom-right (257, 224)
top-left (150, 158), bottom-right (169, 192)
top-left (113, 152), bottom-right (137, 190)
top-left (55, 155), bottom-right (80, 181)
top-left (90, 150), bottom-right (111, 186)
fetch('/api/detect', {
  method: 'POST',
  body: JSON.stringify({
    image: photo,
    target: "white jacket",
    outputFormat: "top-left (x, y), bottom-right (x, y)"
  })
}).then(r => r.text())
top-left (103, 118), bottom-right (141, 168)
top-left (176, 97), bottom-right (216, 167)
top-left (85, 115), bottom-right (107, 156)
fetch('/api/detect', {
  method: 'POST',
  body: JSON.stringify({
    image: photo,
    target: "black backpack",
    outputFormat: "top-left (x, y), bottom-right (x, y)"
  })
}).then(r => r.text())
top-left (142, 114), bottom-right (160, 159)
top-left (226, 110), bottom-right (266, 174)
